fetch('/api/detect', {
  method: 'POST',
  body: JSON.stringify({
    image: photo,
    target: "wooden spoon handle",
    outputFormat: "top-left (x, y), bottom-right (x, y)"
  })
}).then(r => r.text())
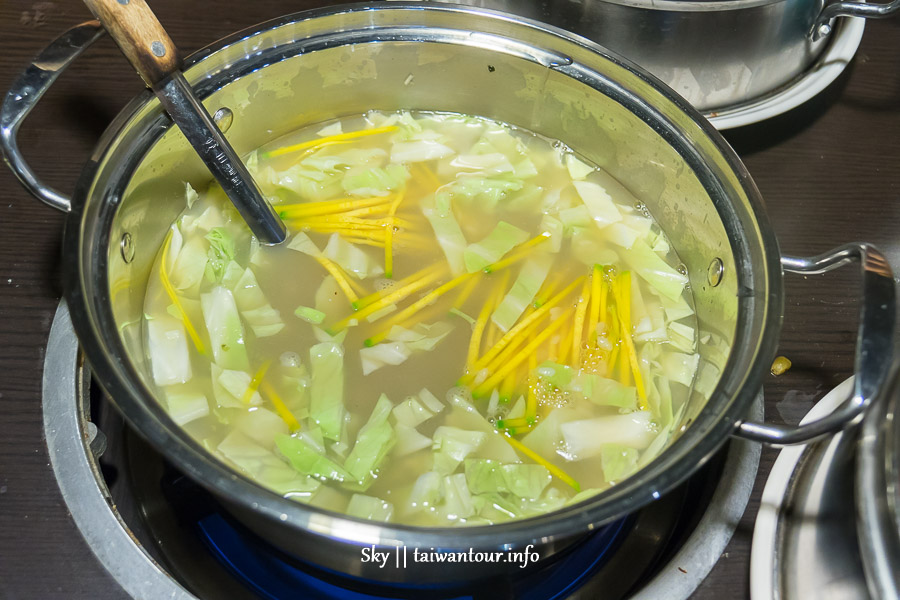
top-left (82, 0), bottom-right (181, 86)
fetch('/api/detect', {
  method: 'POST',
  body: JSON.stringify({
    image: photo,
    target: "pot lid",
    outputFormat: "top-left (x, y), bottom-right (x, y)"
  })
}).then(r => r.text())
top-left (855, 365), bottom-right (900, 599)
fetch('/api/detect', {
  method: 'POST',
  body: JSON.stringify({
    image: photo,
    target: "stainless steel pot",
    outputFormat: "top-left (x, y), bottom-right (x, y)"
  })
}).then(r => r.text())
top-left (416, 0), bottom-right (900, 111)
top-left (2, 3), bottom-right (895, 583)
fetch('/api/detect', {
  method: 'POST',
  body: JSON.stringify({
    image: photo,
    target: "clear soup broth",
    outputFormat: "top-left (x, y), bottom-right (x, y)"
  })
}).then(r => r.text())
top-left (142, 111), bottom-right (698, 526)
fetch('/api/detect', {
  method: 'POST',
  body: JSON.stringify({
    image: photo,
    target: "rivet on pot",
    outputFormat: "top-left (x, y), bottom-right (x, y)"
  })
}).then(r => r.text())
top-left (708, 257), bottom-right (724, 287)
top-left (213, 107), bottom-right (234, 133)
top-left (120, 232), bottom-right (135, 264)
top-left (150, 41), bottom-right (166, 58)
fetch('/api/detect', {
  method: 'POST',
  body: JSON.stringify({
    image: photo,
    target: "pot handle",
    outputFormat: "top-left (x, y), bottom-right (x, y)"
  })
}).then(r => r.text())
top-left (0, 21), bottom-right (105, 213)
top-left (811, 0), bottom-right (900, 40)
top-left (734, 242), bottom-right (895, 445)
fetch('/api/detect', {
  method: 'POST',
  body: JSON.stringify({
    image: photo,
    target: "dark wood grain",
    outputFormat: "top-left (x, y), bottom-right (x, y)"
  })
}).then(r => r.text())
top-left (0, 2), bottom-right (897, 598)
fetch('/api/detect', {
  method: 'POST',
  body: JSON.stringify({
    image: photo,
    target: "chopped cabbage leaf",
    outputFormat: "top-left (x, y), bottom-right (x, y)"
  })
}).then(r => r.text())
top-left (201, 286), bottom-right (250, 371)
top-left (164, 391), bottom-right (209, 426)
top-left (205, 227), bottom-right (236, 283)
top-left (463, 220), bottom-right (529, 273)
top-left (347, 493), bottom-right (393, 522)
top-left (275, 433), bottom-right (351, 482)
top-left (308, 342), bottom-right (346, 441)
top-left (286, 231), bottom-right (321, 256)
top-left (660, 351), bottom-right (700, 387)
top-left (423, 202), bottom-right (468, 275)
top-left (393, 424), bottom-right (433, 457)
top-left (235, 407), bottom-right (289, 447)
top-left (407, 471), bottom-right (443, 513)
top-left (600, 444), bottom-right (640, 483)
top-left (343, 394), bottom-right (396, 490)
top-left (565, 154), bottom-right (594, 180)
top-left (622, 240), bottom-right (688, 302)
top-left (171, 236), bottom-right (208, 292)
top-left (570, 374), bottom-right (637, 409)
top-left (147, 315), bottom-right (192, 386)
top-left (418, 388), bottom-right (444, 414)
top-left (391, 140), bottom-right (455, 163)
top-left (535, 361), bottom-right (574, 389)
top-left (464, 459), bottom-right (551, 499)
top-left (440, 473), bottom-right (475, 520)
top-left (295, 305), bottom-right (326, 324)
top-left (560, 412), bottom-right (655, 461)
top-left (218, 431), bottom-right (321, 497)
top-left (392, 396), bottom-right (433, 428)
top-left (386, 321), bottom-right (453, 351)
top-left (323, 233), bottom-right (384, 279)
top-left (359, 342), bottom-right (411, 375)
top-left (573, 181), bottom-right (622, 229)
top-left (216, 368), bottom-right (261, 405)
top-left (432, 426), bottom-right (486, 475)
top-left (491, 254), bottom-right (552, 331)
top-left (233, 267), bottom-right (285, 338)
top-left (342, 164), bottom-right (408, 197)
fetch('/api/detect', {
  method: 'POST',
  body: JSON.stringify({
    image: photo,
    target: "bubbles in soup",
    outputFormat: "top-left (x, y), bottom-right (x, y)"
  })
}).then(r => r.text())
top-left (141, 111), bottom-right (699, 526)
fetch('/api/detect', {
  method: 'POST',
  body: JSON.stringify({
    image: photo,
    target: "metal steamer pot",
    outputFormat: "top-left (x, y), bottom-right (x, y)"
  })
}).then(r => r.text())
top-left (2, 4), bottom-right (895, 583)
top-left (414, 0), bottom-right (900, 112)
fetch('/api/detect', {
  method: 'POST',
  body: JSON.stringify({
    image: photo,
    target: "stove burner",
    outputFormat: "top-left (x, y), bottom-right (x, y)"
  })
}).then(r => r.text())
top-left (195, 508), bottom-right (630, 600)
top-left (42, 302), bottom-right (762, 599)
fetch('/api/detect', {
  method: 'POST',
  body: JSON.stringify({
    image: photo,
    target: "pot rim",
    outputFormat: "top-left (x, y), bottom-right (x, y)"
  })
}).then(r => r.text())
top-left (61, 2), bottom-right (783, 550)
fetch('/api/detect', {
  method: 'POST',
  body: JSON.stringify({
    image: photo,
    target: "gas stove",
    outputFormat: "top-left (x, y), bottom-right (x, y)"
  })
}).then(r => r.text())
top-left (44, 301), bottom-right (760, 600)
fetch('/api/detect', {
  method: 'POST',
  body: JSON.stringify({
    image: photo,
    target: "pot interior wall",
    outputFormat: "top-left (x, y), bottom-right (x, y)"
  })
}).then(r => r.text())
top-left (107, 28), bottom-right (738, 458)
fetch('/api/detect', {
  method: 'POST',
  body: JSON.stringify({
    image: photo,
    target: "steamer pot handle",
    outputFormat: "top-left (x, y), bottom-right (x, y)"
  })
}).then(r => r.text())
top-left (811, 0), bottom-right (900, 40)
top-left (734, 243), bottom-right (895, 445)
top-left (0, 21), bottom-right (105, 213)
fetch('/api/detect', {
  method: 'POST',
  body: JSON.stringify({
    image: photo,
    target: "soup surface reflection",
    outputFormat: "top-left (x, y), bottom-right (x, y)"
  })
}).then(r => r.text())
top-left (141, 111), bottom-right (698, 525)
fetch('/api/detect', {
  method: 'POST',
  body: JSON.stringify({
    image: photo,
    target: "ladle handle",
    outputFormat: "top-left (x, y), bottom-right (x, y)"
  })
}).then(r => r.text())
top-left (82, 0), bottom-right (180, 86)
top-left (734, 243), bottom-right (895, 445)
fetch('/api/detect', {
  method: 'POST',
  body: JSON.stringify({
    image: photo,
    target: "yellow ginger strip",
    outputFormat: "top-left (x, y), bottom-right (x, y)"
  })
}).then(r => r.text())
top-left (352, 263), bottom-right (445, 310)
top-left (533, 273), bottom-right (563, 309)
top-left (278, 195), bottom-right (393, 219)
top-left (557, 321), bottom-right (575, 365)
top-left (331, 264), bottom-right (447, 331)
top-left (470, 276), bottom-right (586, 375)
top-left (614, 271), bottom-right (648, 409)
top-left (384, 191), bottom-right (406, 278)
top-left (482, 309), bottom-right (549, 376)
top-left (363, 271), bottom-right (479, 346)
top-left (526, 352), bottom-right (538, 420)
top-left (502, 433), bottom-right (580, 492)
top-left (242, 361), bottom-right (272, 405)
top-left (260, 380), bottom-right (301, 432)
top-left (160, 229), bottom-right (206, 355)
top-left (315, 256), bottom-right (359, 303)
top-left (265, 125), bottom-right (398, 158)
top-left (588, 265), bottom-right (603, 347)
top-left (415, 162), bottom-right (443, 191)
top-left (571, 277), bottom-right (592, 367)
top-left (482, 233), bottom-right (551, 273)
top-left (453, 275), bottom-right (480, 310)
top-left (473, 307), bottom-right (574, 397)
top-left (467, 281), bottom-right (503, 368)
top-left (499, 370), bottom-right (518, 401)
top-left (339, 236), bottom-right (385, 249)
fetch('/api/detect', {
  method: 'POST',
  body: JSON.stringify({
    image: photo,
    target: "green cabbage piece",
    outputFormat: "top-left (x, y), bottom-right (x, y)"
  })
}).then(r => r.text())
top-left (295, 305), bottom-right (326, 324)
top-left (359, 342), bottom-right (411, 376)
top-left (343, 394), bottom-right (396, 490)
top-left (205, 227), bottom-right (236, 283)
top-left (147, 315), bottom-right (192, 386)
top-left (218, 431), bottom-right (321, 497)
top-left (342, 164), bottom-right (408, 197)
top-left (164, 391), bottom-right (209, 426)
top-left (233, 267), bottom-right (285, 338)
top-left (423, 202), bottom-right (468, 275)
top-left (573, 180), bottom-right (623, 229)
top-left (565, 154), bottom-right (594, 180)
top-left (391, 139), bottom-right (455, 163)
top-left (215, 367), bottom-right (261, 406)
top-left (463, 220), bottom-right (529, 273)
top-left (444, 176), bottom-right (525, 211)
top-left (431, 426), bottom-right (486, 475)
top-left (621, 240), bottom-right (688, 302)
top-left (440, 473), bottom-right (476, 520)
top-left (535, 361), bottom-right (574, 389)
top-left (571, 374), bottom-right (637, 409)
top-left (323, 234), bottom-right (383, 279)
top-left (392, 396), bottom-right (433, 428)
top-left (491, 254), bottom-right (553, 332)
top-left (346, 493), bottom-right (394, 522)
top-left (393, 424), bottom-right (433, 457)
top-left (558, 205), bottom-right (592, 231)
top-left (200, 285), bottom-right (250, 371)
top-left (275, 433), bottom-right (351, 482)
top-left (170, 235), bottom-right (208, 292)
top-left (560, 412), bottom-right (655, 461)
top-left (308, 341), bottom-right (346, 441)
top-left (418, 388), bottom-right (444, 414)
top-left (600, 444), bottom-right (640, 483)
top-left (407, 471), bottom-right (443, 513)
top-left (385, 321), bottom-right (453, 351)
top-left (464, 459), bottom-right (551, 499)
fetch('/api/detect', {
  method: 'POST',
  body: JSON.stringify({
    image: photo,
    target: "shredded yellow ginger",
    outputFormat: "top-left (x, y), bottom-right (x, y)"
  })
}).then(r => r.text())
top-left (384, 191), bottom-right (406, 278)
top-left (242, 361), bottom-right (272, 404)
top-left (467, 279), bottom-right (503, 368)
top-left (571, 277), bottom-right (592, 366)
top-left (260, 380), bottom-right (301, 432)
top-left (264, 125), bottom-right (398, 158)
top-left (160, 229), bottom-right (206, 355)
top-left (612, 271), bottom-right (648, 410)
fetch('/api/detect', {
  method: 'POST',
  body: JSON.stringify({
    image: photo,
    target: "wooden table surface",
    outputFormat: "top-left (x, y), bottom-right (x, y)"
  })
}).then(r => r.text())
top-left (0, 1), bottom-right (897, 598)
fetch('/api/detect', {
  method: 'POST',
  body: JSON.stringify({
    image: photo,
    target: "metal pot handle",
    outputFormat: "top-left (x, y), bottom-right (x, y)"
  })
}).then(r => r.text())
top-left (0, 21), bottom-right (105, 213)
top-left (811, 0), bottom-right (900, 40)
top-left (734, 243), bottom-right (895, 445)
